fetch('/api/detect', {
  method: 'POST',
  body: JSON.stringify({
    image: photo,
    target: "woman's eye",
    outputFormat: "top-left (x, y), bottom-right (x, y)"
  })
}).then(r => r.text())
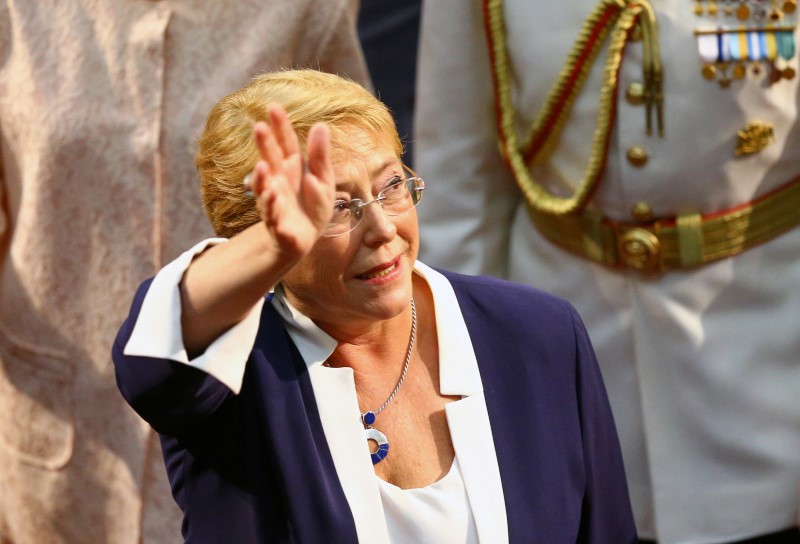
top-left (333, 200), bottom-right (351, 214)
top-left (381, 176), bottom-right (404, 196)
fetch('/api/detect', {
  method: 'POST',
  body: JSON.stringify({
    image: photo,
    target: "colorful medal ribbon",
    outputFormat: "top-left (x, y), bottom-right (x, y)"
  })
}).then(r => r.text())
top-left (483, 0), bottom-right (663, 216)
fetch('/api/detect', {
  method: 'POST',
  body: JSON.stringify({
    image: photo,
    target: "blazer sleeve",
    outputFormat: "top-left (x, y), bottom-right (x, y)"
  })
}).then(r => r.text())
top-left (570, 307), bottom-right (638, 543)
top-left (112, 278), bottom-right (236, 436)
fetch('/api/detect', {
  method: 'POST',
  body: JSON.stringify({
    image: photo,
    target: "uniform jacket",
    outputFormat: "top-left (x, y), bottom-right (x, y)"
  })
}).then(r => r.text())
top-left (113, 268), bottom-right (636, 543)
top-left (0, 1), bottom-right (368, 542)
top-left (414, 0), bottom-right (800, 542)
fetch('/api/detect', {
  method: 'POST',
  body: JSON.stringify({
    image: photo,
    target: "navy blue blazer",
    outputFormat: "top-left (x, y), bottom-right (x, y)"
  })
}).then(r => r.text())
top-left (113, 269), bottom-right (636, 543)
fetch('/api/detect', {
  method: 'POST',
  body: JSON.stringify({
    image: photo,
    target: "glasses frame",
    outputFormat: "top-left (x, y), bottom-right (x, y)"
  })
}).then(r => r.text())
top-left (322, 167), bottom-right (425, 237)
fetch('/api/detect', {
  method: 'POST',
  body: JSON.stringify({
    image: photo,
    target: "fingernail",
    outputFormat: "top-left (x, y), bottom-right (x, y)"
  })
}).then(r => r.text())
top-left (243, 174), bottom-right (255, 197)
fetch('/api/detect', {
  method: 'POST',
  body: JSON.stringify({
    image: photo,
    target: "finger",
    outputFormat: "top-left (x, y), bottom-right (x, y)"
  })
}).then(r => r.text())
top-left (250, 160), bottom-right (270, 196)
top-left (262, 126), bottom-right (285, 173)
top-left (265, 190), bottom-right (283, 229)
top-left (253, 120), bottom-right (284, 173)
top-left (268, 106), bottom-right (303, 193)
top-left (243, 173), bottom-right (254, 197)
top-left (268, 105), bottom-right (300, 157)
top-left (305, 123), bottom-right (333, 189)
top-left (259, 186), bottom-right (279, 228)
top-left (302, 123), bottom-right (335, 227)
top-left (253, 122), bottom-right (270, 161)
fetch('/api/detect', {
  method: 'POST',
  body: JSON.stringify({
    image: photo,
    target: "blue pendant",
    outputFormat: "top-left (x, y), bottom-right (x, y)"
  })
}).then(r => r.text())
top-left (365, 427), bottom-right (390, 465)
top-left (362, 411), bottom-right (377, 426)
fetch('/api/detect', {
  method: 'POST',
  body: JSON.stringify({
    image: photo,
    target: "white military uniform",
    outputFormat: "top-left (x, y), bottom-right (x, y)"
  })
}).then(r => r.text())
top-left (414, 0), bottom-right (800, 542)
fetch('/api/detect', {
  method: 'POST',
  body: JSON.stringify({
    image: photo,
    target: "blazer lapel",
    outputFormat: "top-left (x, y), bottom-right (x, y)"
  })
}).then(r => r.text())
top-left (419, 262), bottom-right (510, 544)
top-left (273, 291), bottom-right (391, 543)
top-left (446, 395), bottom-right (509, 544)
top-left (308, 363), bottom-right (392, 544)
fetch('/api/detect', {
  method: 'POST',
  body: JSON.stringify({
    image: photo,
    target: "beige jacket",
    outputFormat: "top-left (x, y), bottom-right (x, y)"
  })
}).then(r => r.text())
top-left (0, 1), bottom-right (368, 542)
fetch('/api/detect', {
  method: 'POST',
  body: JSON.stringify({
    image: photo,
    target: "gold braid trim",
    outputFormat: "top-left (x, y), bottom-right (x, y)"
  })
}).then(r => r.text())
top-left (484, 0), bottom-right (663, 215)
top-left (519, 0), bottom-right (625, 164)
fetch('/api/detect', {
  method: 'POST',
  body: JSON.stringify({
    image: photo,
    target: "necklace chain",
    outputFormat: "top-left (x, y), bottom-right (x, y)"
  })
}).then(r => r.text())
top-left (364, 298), bottom-right (416, 422)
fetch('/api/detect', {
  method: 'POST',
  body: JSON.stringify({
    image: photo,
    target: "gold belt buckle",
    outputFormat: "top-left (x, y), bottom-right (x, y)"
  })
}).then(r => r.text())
top-left (616, 224), bottom-right (663, 273)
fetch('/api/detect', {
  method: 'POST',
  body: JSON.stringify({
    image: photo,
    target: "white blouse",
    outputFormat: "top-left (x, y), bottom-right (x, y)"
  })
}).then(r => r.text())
top-left (379, 458), bottom-right (479, 543)
top-left (124, 239), bottom-right (506, 543)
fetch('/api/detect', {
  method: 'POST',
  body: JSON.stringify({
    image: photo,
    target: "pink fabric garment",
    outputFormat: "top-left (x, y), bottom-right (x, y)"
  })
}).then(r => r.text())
top-left (0, 1), bottom-right (368, 542)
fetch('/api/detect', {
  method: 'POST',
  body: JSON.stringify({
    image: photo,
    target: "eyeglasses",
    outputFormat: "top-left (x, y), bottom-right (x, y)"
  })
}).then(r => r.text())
top-left (323, 168), bottom-right (425, 237)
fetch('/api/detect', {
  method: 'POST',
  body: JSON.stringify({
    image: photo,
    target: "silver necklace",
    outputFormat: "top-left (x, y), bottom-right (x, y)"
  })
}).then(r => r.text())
top-left (362, 298), bottom-right (416, 465)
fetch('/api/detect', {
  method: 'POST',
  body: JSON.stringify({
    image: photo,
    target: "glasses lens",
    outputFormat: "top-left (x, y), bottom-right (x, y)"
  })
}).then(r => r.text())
top-left (324, 199), bottom-right (360, 236)
top-left (381, 178), bottom-right (412, 213)
top-left (383, 173), bottom-right (424, 216)
top-left (321, 169), bottom-right (425, 237)
top-left (409, 176), bottom-right (424, 206)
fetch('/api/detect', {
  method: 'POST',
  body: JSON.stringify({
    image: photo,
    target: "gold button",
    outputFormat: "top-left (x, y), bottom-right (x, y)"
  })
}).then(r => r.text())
top-left (625, 82), bottom-right (645, 106)
top-left (626, 146), bottom-right (649, 167)
top-left (631, 202), bottom-right (654, 222)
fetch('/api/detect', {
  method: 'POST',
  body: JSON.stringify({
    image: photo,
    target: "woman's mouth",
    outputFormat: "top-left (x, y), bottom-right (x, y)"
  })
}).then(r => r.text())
top-left (356, 258), bottom-right (401, 281)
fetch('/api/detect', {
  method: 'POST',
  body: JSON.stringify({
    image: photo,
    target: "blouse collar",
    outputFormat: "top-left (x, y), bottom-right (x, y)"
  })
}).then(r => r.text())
top-left (270, 261), bottom-right (483, 396)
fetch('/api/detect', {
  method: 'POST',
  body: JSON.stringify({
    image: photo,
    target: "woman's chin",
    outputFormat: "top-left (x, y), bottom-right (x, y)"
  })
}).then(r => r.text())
top-left (346, 286), bottom-right (413, 323)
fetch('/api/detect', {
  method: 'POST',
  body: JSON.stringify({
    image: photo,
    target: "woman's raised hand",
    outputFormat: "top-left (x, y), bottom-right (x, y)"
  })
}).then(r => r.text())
top-left (179, 106), bottom-right (335, 355)
top-left (248, 105), bottom-right (335, 259)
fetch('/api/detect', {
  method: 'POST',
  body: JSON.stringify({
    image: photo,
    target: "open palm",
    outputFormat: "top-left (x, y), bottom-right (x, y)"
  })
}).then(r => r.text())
top-left (248, 105), bottom-right (335, 260)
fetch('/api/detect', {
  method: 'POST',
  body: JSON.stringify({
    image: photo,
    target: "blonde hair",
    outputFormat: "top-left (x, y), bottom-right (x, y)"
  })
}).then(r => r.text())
top-left (196, 69), bottom-right (402, 238)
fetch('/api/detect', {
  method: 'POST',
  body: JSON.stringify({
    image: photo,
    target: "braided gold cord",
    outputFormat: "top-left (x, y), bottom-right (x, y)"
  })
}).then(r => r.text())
top-left (485, 0), bottom-right (660, 215)
top-left (521, 0), bottom-right (623, 163)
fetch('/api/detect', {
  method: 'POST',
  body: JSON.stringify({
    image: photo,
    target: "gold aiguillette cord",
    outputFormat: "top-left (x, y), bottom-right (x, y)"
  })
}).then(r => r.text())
top-left (483, 0), bottom-right (664, 216)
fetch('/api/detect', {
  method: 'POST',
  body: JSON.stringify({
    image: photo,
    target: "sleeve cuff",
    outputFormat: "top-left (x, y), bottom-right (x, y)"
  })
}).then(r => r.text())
top-left (123, 238), bottom-right (264, 394)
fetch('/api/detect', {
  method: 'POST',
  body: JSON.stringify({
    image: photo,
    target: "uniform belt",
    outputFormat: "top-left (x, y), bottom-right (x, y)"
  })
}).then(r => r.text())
top-left (527, 175), bottom-right (800, 273)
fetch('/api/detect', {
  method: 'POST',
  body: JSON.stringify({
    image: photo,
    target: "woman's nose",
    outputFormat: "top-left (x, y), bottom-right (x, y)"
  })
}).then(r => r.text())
top-left (360, 201), bottom-right (397, 244)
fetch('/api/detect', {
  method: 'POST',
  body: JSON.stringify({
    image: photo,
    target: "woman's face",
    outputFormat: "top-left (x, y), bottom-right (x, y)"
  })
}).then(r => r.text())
top-left (280, 128), bottom-right (419, 331)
